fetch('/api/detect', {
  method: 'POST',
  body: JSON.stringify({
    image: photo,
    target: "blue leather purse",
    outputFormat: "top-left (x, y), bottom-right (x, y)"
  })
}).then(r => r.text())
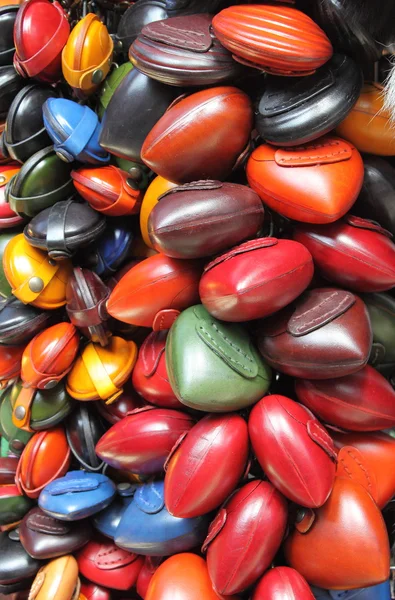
top-left (93, 483), bottom-right (137, 539)
top-left (312, 582), bottom-right (391, 600)
top-left (38, 470), bottom-right (116, 521)
top-left (114, 480), bottom-right (209, 555)
top-left (83, 219), bottom-right (134, 278)
top-left (42, 98), bottom-right (110, 165)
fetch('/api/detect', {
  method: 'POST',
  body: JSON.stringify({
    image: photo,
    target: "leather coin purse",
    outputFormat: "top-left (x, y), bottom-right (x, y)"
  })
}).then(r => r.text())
top-left (140, 175), bottom-right (178, 248)
top-left (148, 180), bottom-right (264, 259)
top-left (132, 330), bottom-right (182, 408)
top-left (129, 14), bottom-right (240, 87)
top-left (83, 220), bottom-right (134, 279)
top-left (0, 484), bottom-right (32, 526)
top-left (19, 507), bottom-right (91, 559)
top-left (249, 395), bottom-right (336, 508)
top-left (24, 200), bottom-right (106, 261)
top-left (72, 166), bottom-right (143, 217)
top-left (203, 480), bottom-right (288, 595)
top-left (0, 296), bottom-right (24, 342)
top-left (363, 292), bottom-right (395, 377)
top-left (3, 234), bottom-right (72, 309)
top-left (0, 6), bottom-right (18, 66)
top-left (212, 5), bottom-right (332, 74)
top-left (106, 253), bottom-right (202, 327)
top-left (0, 164), bottom-right (24, 229)
top-left (66, 336), bottom-right (137, 403)
top-left (4, 85), bottom-right (58, 164)
top-left (253, 567), bottom-right (315, 600)
top-left (336, 83), bottom-right (395, 156)
top-left (66, 404), bottom-right (106, 472)
top-left (13, 0), bottom-right (70, 83)
top-left (99, 69), bottom-right (179, 165)
top-left (141, 86), bottom-right (252, 184)
top-left (92, 483), bottom-right (137, 540)
top-left (115, 0), bottom-right (168, 57)
top-left (97, 62), bottom-right (133, 119)
top-left (28, 555), bottom-right (80, 600)
top-left (39, 471), bottom-right (116, 521)
top-left (0, 385), bottom-right (33, 455)
top-left (165, 304), bottom-right (272, 412)
top-left (62, 13), bottom-right (113, 97)
top-left (165, 413), bottom-right (249, 518)
top-left (66, 267), bottom-right (111, 347)
top-left (0, 229), bottom-right (19, 298)
top-left (0, 67), bottom-right (25, 121)
top-left (284, 477), bottom-right (390, 590)
top-left (43, 99), bottom-right (110, 165)
top-left (246, 136), bottom-right (364, 224)
top-left (6, 147), bottom-right (74, 219)
top-left (115, 480), bottom-right (210, 555)
top-left (257, 288), bottom-right (372, 380)
top-left (200, 238), bottom-right (314, 322)
top-left (10, 379), bottom-right (74, 432)
top-left (294, 216), bottom-right (395, 293)
top-left (295, 364), bottom-right (395, 432)
top-left (0, 343), bottom-right (23, 389)
top-left (76, 537), bottom-right (143, 591)
top-left (255, 54), bottom-right (363, 146)
top-left (0, 529), bottom-right (41, 594)
top-left (16, 427), bottom-right (71, 499)
top-left (96, 405), bottom-right (194, 475)
top-left (0, 455), bottom-right (18, 484)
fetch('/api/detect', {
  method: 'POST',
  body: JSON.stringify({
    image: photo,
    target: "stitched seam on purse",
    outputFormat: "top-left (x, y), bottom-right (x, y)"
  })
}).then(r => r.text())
top-left (278, 148), bottom-right (348, 163)
top-left (152, 206), bottom-right (262, 234)
top-left (339, 450), bottom-right (373, 493)
top-left (291, 292), bottom-right (349, 329)
top-left (98, 546), bottom-right (129, 565)
top-left (302, 388), bottom-right (395, 420)
top-left (200, 325), bottom-right (253, 373)
top-left (28, 513), bottom-right (65, 532)
top-left (308, 423), bottom-right (336, 458)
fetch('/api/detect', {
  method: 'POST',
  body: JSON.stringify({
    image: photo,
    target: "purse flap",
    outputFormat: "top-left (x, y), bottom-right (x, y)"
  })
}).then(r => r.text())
top-left (26, 510), bottom-right (70, 536)
top-left (345, 215), bottom-right (393, 239)
top-left (274, 138), bottom-right (352, 167)
top-left (201, 507), bottom-right (226, 552)
top-left (306, 420), bottom-right (337, 460)
top-left (336, 446), bottom-right (378, 502)
top-left (134, 481), bottom-right (164, 514)
top-left (141, 331), bottom-right (167, 377)
top-left (204, 238), bottom-right (278, 274)
top-left (141, 14), bottom-right (213, 53)
top-left (95, 544), bottom-right (138, 570)
top-left (46, 476), bottom-right (100, 496)
top-left (158, 179), bottom-right (222, 201)
top-left (287, 289), bottom-right (356, 337)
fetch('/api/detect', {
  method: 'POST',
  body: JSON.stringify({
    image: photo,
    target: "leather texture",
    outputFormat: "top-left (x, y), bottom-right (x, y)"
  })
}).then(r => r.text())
top-left (0, 297), bottom-right (53, 347)
top-left (166, 0), bottom-right (224, 16)
top-left (0, 230), bottom-right (18, 298)
top-left (166, 304), bottom-right (271, 411)
top-left (0, 529), bottom-right (41, 588)
top-left (140, 176), bottom-right (178, 248)
top-left (204, 480), bottom-right (288, 595)
top-left (92, 484), bottom-right (136, 539)
top-left (164, 412), bottom-right (249, 518)
top-left (0, 164), bottom-right (24, 228)
top-left (256, 54), bottom-right (363, 146)
top-left (0, 455), bottom-right (18, 484)
top-left (0, 483), bottom-right (32, 525)
top-left (200, 238), bottom-right (314, 321)
top-left (141, 86), bottom-right (253, 184)
top-left (97, 62), bottom-right (133, 119)
top-left (363, 292), bottom-right (395, 377)
top-left (0, 66), bottom-right (25, 120)
top-left (294, 216), bottom-right (395, 292)
top-left (0, 343), bottom-right (23, 387)
top-left (115, 0), bottom-right (168, 55)
top-left (96, 405), bottom-right (193, 475)
top-left (0, 385), bottom-right (34, 455)
top-left (148, 180), bottom-right (264, 259)
top-left (28, 555), bottom-right (79, 600)
top-left (66, 404), bottom-right (106, 472)
top-left (0, 6), bottom-right (18, 66)
top-left (252, 567), bottom-right (315, 600)
top-left (95, 384), bottom-right (143, 424)
top-left (80, 582), bottom-right (111, 600)
top-left (82, 220), bottom-right (134, 279)
top-left (246, 136), bottom-right (364, 224)
top-left (257, 288), bottom-right (372, 379)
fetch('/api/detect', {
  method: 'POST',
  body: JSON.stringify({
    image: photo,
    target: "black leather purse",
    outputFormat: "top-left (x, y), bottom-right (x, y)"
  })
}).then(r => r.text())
top-left (0, 67), bottom-right (25, 121)
top-left (0, 296), bottom-right (54, 346)
top-left (0, 529), bottom-right (41, 595)
top-left (255, 54), bottom-right (363, 146)
top-left (0, 6), bottom-right (19, 67)
top-left (66, 404), bottom-right (107, 472)
top-left (115, 0), bottom-right (168, 58)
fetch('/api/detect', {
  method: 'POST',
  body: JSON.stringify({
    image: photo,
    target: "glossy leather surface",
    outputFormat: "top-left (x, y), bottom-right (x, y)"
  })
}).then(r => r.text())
top-left (83, 221), bottom-right (134, 278)
top-left (0, 297), bottom-right (53, 346)
top-left (0, 6), bottom-right (18, 66)
top-left (246, 136), bottom-right (364, 224)
top-left (0, 529), bottom-right (41, 586)
top-left (165, 412), bottom-right (249, 518)
top-left (252, 567), bottom-right (315, 600)
top-left (80, 581), bottom-right (111, 600)
top-left (28, 555), bottom-right (79, 600)
top-left (115, 0), bottom-right (168, 55)
top-left (66, 404), bottom-right (106, 472)
top-left (257, 288), bottom-right (372, 379)
top-left (0, 385), bottom-right (33, 455)
top-left (92, 484), bottom-right (136, 539)
top-left (140, 176), bottom-right (178, 248)
top-left (0, 230), bottom-right (18, 298)
top-left (0, 455), bottom-right (18, 484)
top-left (137, 556), bottom-right (163, 599)
top-left (141, 86), bottom-right (253, 184)
top-left (11, 379), bottom-right (73, 432)
top-left (0, 67), bottom-right (24, 120)
top-left (0, 164), bottom-right (24, 228)
top-left (95, 384), bottom-right (143, 424)
top-left (0, 343), bottom-right (23, 386)
top-left (166, 304), bottom-right (271, 411)
top-left (97, 62), bottom-right (133, 119)
top-left (363, 292), bottom-right (395, 376)
top-left (0, 484), bottom-right (32, 525)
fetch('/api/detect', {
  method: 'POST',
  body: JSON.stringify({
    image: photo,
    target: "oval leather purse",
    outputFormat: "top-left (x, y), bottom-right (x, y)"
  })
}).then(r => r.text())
top-left (3, 234), bottom-right (72, 309)
top-left (43, 98), bottom-right (110, 165)
top-left (0, 529), bottom-right (41, 595)
top-left (212, 5), bottom-right (332, 74)
top-left (6, 147), bottom-right (74, 219)
top-left (106, 253), bottom-right (202, 327)
top-left (66, 267), bottom-right (111, 347)
top-left (71, 166), bottom-right (143, 217)
top-left (39, 471), bottom-right (116, 520)
top-left (0, 66), bottom-right (25, 121)
top-left (82, 220), bottom-right (134, 279)
top-left (19, 507), bottom-right (91, 559)
top-left (336, 83), bottom-right (395, 156)
top-left (148, 180), bottom-right (264, 259)
top-left (255, 54), bottom-right (363, 146)
top-left (0, 484), bottom-right (32, 526)
top-left (257, 288), bottom-right (372, 380)
top-left (166, 304), bottom-right (271, 412)
top-left (28, 555), bottom-right (80, 600)
top-left (0, 386), bottom-right (33, 455)
top-left (0, 165), bottom-right (24, 229)
top-left (363, 292), bottom-right (395, 377)
top-left (0, 343), bottom-right (24, 389)
top-left (199, 238), bottom-right (314, 322)
top-left (95, 405), bottom-right (194, 475)
top-left (132, 330), bottom-right (182, 408)
top-left (203, 480), bottom-right (288, 595)
top-left (115, 480), bottom-right (210, 555)
top-left (0, 6), bottom-right (18, 67)
top-left (246, 136), bottom-right (364, 224)
top-left (249, 394), bottom-right (336, 508)
top-left (66, 403), bottom-right (106, 472)
top-left (66, 336), bottom-right (137, 403)
top-left (115, 0), bottom-right (168, 57)
top-left (13, 0), bottom-right (70, 83)
top-left (76, 537), bottom-right (143, 591)
top-left (140, 175), bottom-right (178, 248)
top-left (141, 86), bottom-right (252, 184)
top-left (4, 84), bottom-right (58, 164)
top-left (24, 200), bottom-right (106, 261)
top-left (97, 62), bottom-right (133, 119)
top-left (0, 229), bottom-right (19, 298)
top-left (164, 412), bottom-right (249, 518)
top-left (253, 567), bottom-right (315, 600)
top-left (16, 426), bottom-right (71, 499)
top-left (129, 14), bottom-right (240, 87)
top-left (62, 13), bottom-right (113, 96)
top-left (0, 296), bottom-right (52, 346)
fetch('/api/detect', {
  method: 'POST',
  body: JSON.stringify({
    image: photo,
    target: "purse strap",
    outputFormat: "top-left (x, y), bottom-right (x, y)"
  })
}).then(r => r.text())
top-left (56, 107), bottom-right (98, 160)
top-left (12, 386), bottom-right (34, 432)
top-left (46, 199), bottom-right (73, 259)
top-left (12, 259), bottom-right (59, 304)
top-left (82, 343), bottom-right (123, 404)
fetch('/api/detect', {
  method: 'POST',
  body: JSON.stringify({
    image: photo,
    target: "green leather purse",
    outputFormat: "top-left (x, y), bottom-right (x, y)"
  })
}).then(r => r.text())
top-left (0, 385), bottom-right (33, 455)
top-left (97, 62), bottom-right (134, 119)
top-left (166, 304), bottom-right (271, 411)
top-left (363, 292), bottom-right (395, 378)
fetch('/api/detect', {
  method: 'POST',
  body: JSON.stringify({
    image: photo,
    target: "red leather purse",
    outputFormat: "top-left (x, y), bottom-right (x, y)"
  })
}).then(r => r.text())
top-left (0, 344), bottom-right (24, 389)
top-left (252, 567), bottom-right (315, 600)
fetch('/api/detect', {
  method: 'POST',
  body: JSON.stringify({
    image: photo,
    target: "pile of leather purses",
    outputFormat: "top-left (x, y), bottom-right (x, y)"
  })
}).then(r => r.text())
top-left (1, 0), bottom-right (395, 599)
